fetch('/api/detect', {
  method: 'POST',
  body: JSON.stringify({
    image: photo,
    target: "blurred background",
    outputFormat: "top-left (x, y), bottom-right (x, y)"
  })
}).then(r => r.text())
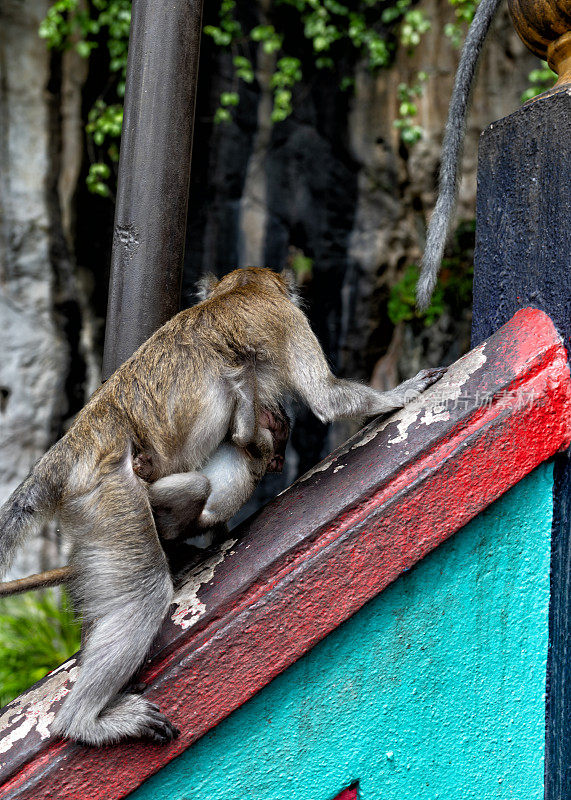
top-left (0, 0), bottom-right (552, 590)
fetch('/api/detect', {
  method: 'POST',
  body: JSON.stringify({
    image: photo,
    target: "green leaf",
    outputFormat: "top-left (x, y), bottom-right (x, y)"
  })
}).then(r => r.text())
top-left (214, 106), bottom-right (233, 124)
top-left (220, 91), bottom-right (240, 107)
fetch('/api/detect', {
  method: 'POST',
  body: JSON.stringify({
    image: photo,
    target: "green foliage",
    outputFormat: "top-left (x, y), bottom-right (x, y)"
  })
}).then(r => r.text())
top-left (290, 251), bottom-right (314, 280)
top-left (389, 263), bottom-right (446, 326)
top-left (521, 61), bottom-right (557, 102)
top-left (399, 8), bottom-right (431, 48)
top-left (205, 0), bottom-right (432, 126)
top-left (0, 590), bottom-right (80, 707)
top-left (394, 72), bottom-right (427, 145)
top-left (388, 220), bottom-right (475, 327)
top-left (40, 0), bottom-right (130, 196)
top-left (443, 0), bottom-right (477, 48)
top-left (42, 0), bottom-right (437, 182)
top-left (86, 161), bottom-right (112, 197)
top-left (41, 0), bottom-right (550, 191)
top-left (392, 0), bottom-right (476, 145)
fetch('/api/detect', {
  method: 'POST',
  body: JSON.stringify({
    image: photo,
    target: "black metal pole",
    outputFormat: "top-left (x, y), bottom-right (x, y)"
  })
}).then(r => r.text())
top-left (102, 0), bottom-right (204, 380)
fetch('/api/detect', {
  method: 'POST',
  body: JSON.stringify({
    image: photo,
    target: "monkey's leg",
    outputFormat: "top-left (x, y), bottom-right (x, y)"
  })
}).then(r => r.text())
top-left (288, 319), bottom-right (445, 421)
top-left (232, 389), bottom-right (257, 450)
top-left (148, 473), bottom-right (211, 541)
top-left (197, 444), bottom-right (261, 528)
top-left (304, 368), bottom-right (445, 421)
top-left (229, 364), bottom-right (259, 450)
top-left (53, 476), bottom-right (177, 746)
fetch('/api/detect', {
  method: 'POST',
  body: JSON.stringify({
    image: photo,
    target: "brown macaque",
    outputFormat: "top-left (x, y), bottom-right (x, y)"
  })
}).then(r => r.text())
top-left (0, 267), bottom-right (444, 747)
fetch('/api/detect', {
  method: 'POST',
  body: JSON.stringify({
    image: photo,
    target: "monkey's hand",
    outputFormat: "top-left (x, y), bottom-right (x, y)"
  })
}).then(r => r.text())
top-left (260, 408), bottom-right (289, 473)
top-left (132, 451), bottom-right (157, 482)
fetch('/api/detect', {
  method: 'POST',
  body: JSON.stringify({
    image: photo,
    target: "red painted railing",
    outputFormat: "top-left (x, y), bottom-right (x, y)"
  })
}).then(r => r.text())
top-left (1, 309), bottom-right (570, 799)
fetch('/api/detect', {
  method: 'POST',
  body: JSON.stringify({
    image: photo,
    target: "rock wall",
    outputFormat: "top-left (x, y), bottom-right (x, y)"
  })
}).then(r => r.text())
top-left (0, 0), bottom-right (89, 578)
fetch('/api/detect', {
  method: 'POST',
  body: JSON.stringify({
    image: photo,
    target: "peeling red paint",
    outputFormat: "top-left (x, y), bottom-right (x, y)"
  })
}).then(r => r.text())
top-left (1, 308), bottom-right (570, 800)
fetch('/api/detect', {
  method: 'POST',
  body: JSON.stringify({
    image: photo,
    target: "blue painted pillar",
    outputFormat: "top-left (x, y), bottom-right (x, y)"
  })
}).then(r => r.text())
top-left (471, 90), bottom-right (571, 798)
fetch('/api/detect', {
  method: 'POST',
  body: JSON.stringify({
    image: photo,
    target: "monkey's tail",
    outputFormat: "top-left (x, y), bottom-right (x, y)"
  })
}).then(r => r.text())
top-left (0, 444), bottom-right (68, 578)
top-left (416, 0), bottom-right (502, 311)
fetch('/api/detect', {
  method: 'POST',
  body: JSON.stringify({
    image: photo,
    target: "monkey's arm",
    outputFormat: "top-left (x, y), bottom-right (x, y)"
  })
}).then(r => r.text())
top-left (198, 444), bottom-right (262, 528)
top-left (227, 351), bottom-right (276, 459)
top-left (286, 307), bottom-right (445, 421)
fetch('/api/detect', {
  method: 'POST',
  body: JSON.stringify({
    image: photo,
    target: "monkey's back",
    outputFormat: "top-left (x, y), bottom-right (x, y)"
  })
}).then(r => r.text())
top-left (64, 275), bottom-right (297, 483)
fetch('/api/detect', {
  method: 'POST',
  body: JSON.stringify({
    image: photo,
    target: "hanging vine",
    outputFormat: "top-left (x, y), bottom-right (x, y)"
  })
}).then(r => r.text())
top-left (39, 0), bottom-right (553, 197)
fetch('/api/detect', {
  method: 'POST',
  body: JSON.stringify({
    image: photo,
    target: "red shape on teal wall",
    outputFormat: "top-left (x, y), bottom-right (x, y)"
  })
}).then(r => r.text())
top-left (334, 786), bottom-right (358, 800)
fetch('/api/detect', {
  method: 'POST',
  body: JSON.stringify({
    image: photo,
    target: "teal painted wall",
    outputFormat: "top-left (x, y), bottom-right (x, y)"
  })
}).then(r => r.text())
top-left (133, 463), bottom-right (553, 800)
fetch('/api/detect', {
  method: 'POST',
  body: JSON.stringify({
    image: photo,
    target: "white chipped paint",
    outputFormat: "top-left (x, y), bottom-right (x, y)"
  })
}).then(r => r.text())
top-left (50, 657), bottom-right (77, 675)
top-left (172, 538), bottom-right (238, 630)
top-left (385, 345), bottom-right (486, 445)
top-left (298, 423), bottom-right (377, 482)
top-left (333, 464), bottom-right (346, 474)
top-left (0, 663), bottom-right (78, 755)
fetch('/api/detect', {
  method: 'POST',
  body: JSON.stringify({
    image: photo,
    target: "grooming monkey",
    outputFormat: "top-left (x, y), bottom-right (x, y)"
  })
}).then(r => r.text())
top-left (416, 0), bottom-right (503, 309)
top-left (0, 267), bottom-right (443, 746)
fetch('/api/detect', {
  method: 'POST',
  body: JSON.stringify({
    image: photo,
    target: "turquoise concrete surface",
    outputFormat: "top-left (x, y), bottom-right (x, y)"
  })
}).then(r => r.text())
top-left (132, 463), bottom-right (553, 800)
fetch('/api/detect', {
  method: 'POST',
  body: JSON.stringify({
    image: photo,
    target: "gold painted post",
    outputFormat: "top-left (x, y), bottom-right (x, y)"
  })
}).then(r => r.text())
top-left (508, 0), bottom-right (571, 89)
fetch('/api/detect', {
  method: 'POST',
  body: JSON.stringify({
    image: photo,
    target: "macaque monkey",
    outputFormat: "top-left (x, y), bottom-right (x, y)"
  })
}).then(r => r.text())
top-left (0, 267), bottom-right (443, 746)
top-left (416, 0), bottom-right (502, 309)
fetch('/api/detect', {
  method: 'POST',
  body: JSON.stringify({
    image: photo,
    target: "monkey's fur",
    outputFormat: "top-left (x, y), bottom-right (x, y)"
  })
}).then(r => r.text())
top-left (143, 405), bottom-right (289, 546)
top-left (0, 267), bottom-right (443, 746)
top-left (0, 408), bottom-right (289, 597)
top-left (416, 0), bottom-right (502, 310)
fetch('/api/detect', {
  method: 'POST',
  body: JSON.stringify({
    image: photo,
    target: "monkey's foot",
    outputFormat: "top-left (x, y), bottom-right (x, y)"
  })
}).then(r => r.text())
top-left (380, 367), bottom-right (447, 410)
top-left (131, 699), bottom-right (180, 745)
top-left (407, 367), bottom-right (447, 393)
top-left (54, 694), bottom-right (180, 746)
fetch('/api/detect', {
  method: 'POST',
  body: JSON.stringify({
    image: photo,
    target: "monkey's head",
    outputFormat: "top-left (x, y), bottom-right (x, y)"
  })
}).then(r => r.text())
top-left (197, 267), bottom-right (299, 307)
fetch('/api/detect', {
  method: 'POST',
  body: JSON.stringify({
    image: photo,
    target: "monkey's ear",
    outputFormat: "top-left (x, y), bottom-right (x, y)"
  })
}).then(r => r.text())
top-left (280, 269), bottom-right (301, 307)
top-left (196, 273), bottom-right (219, 301)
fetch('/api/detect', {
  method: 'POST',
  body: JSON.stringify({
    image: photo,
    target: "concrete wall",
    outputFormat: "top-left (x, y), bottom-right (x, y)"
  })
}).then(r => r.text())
top-left (131, 462), bottom-right (553, 800)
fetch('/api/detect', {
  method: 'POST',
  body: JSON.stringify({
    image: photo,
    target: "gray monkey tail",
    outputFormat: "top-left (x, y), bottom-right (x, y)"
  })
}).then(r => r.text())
top-left (0, 443), bottom-right (69, 578)
top-left (416, 0), bottom-right (503, 311)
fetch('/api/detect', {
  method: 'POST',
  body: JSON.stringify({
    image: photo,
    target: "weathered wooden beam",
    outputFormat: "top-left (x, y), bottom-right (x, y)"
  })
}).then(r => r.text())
top-left (472, 90), bottom-right (571, 800)
top-left (1, 308), bottom-right (570, 799)
top-left (102, 0), bottom-right (204, 379)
